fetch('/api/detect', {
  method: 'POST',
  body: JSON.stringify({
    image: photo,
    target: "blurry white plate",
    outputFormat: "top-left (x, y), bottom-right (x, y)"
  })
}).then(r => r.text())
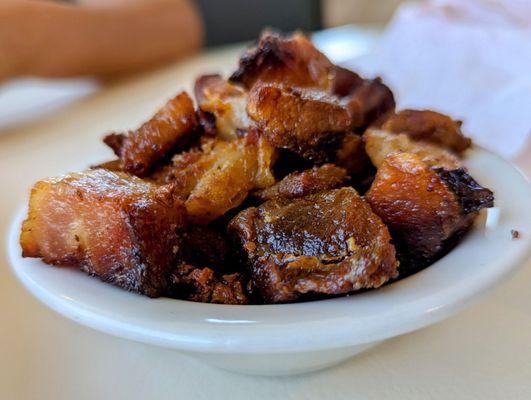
top-left (7, 147), bottom-right (531, 376)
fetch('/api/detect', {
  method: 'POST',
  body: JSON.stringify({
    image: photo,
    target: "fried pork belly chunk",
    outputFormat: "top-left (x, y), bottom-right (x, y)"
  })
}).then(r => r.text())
top-left (91, 159), bottom-right (123, 172)
top-left (194, 74), bottom-right (252, 140)
top-left (346, 77), bottom-right (396, 129)
top-left (181, 225), bottom-right (230, 271)
top-left (169, 264), bottom-right (248, 304)
top-left (229, 187), bottom-right (398, 303)
top-left (364, 128), bottom-right (461, 169)
top-left (331, 66), bottom-right (364, 97)
top-left (334, 133), bottom-right (372, 176)
top-left (153, 132), bottom-right (276, 224)
top-left (381, 110), bottom-right (471, 154)
top-left (247, 84), bottom-right (352, 162)
top-left (331, 66), bottom-right (396, 129)
top-left (366, 152), bottom-right (493, 273)
top-left (230, 31), bottom-right (334, 90)
top-left (253, 164), bottom-right (348, 201)
top-left (104, 92), bottom-right (198, 177)
top-left (20, 169), bottom-right (187, 297)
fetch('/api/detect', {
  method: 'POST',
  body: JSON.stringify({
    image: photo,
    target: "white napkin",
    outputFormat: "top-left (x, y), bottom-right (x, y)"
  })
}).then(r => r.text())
top-left (344, 0), bottom-right (531, 158)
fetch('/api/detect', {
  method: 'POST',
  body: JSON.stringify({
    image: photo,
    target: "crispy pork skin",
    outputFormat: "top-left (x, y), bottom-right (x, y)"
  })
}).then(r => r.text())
top-left (20, 169), bottom-right (187, 297)
top-left (364, 128), bottom-right (461, 169)
top-left (381, 109), bottom-right (471, 154)
top-left (104, 92), bottom-right (198, 177)
top-left (230, 31), bottom-right (334, 90)
top-left (247, 84), bottom-right (352, 162)
top-left (366, 152), bottom-right (493, 273)
top-left (229, 187), bottom-right (398, 303)
top-left (194, 74), bottom-right (252, 140)
top-left (253, 164), bottom-right (348, 201)
top-left (435, 168), bottom-right (494, 214)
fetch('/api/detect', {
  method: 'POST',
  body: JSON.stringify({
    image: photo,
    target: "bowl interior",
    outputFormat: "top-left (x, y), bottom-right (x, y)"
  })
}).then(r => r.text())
top-left (7, 147), bottom-right (531, 354)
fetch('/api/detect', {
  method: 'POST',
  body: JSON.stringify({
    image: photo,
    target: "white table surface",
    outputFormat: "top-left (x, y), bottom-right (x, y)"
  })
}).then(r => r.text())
top-left (1, 36), bottom-right (531, 400)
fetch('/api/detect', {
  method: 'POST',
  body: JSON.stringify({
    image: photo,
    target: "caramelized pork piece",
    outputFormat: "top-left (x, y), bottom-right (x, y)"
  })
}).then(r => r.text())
top-left (153, 132), bottom-right (276, 224)
top-left (104, 92), bottom-right (198, 177)
top-left (230, 31), bottom-right (334, 90)
top-left (20, 169), bottom-right (187, 297)
top-left (185, 134), bottom-right (276, 224)
top-left (330, 66), bottom-right (395, 128)
top-left (229, 187), bottom-right (398, 303)
top-left (194, 75), bottom-right (252, 140)
top-left (366, 152), bottom-right (493, 273)
top-left (364, 128), bottom-right (461, 169)
top-left (330, 66), bottom-right (364, 97)
top-left (346, 78), bottom-right (396, 129)
top-left (253, 164), bottom-right (348, 201)
top-left (381, 110), bottom-right (471, 154)
top-left (169, 264), bottom-right (248, 304)
top-left (247, 84), bottom-right (352, 162)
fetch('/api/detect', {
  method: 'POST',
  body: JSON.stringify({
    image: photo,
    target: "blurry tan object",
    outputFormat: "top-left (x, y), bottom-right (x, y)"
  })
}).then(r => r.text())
top-left (346, 0), bottom-right (531, 158)
top-left (324, 0), bottom-right (403, 26)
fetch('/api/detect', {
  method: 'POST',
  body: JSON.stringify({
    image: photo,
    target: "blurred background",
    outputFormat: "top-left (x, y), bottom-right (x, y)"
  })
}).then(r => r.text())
top-left (0, 0), bottom-right (529, 168)
top-left (0, 0), bottom-right (403, 129)
top-left (196, 0), bottom-right (404, 45)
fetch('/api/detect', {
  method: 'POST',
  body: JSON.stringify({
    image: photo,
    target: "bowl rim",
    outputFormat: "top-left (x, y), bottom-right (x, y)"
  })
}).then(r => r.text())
top-left (8, 147), bottom-right (531, 354)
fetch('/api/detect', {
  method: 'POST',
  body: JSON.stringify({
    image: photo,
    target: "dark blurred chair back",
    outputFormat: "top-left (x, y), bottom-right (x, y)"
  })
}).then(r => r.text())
top-left (196, 0), bottom-right (322, 46)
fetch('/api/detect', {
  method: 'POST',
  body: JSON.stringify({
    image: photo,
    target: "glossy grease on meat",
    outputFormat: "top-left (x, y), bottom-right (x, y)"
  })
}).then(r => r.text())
top-left (229, 187), bottom-right (398, 303)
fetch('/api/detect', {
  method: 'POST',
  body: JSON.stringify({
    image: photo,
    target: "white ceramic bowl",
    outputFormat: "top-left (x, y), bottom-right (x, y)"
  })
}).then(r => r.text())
top-left (8, 147), bottom-right (531, 376)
